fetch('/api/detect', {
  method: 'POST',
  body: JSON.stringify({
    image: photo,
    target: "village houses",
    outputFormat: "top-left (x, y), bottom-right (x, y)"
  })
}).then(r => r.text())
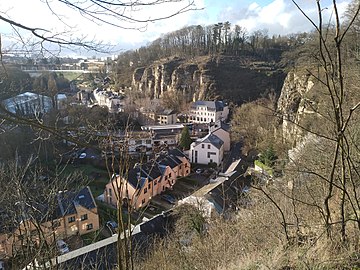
top-left (0, 187), bottom-right (99, 259)
top-left (104, 149), bottom-right (190, 209)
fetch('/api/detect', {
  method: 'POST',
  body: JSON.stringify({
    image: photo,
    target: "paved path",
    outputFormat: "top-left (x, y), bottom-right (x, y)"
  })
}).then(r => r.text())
top-left (192, 176), bottom-right (227, 197)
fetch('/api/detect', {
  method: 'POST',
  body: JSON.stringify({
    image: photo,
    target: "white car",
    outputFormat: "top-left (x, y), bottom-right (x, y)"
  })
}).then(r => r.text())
top-left (57, 240), bottom-right (69, 254)
top-left (195, 168), bottom-right (203, 174)
top-left (79, 153), bottom-right (87, 159)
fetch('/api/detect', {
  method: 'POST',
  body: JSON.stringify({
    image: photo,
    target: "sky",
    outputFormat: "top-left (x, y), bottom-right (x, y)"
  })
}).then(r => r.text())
top-left (0, 0), bottom-right (351, 58)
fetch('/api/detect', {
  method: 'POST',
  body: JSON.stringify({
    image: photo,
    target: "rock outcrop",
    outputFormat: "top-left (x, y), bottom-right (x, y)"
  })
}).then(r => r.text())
top-left (277, 71), bottom-right (317, 146)
top-left (132, 55), bottom-right (285, 104)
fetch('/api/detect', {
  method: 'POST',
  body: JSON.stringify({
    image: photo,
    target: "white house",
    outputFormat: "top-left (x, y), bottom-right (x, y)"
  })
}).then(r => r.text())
top-left (209, 121), bottom-right (231, 152)
top-left (93, 89), bottom-right (123, 113)
top-left (189, 133), bottom-right (224, 165)
top-left (189, 100), bottom-right (229, 123)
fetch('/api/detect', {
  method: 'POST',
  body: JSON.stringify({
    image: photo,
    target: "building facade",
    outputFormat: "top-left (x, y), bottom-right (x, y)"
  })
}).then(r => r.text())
top-left (0, 187), bottom-right (99, 259)
top-left (189, 101), bottom-right (229, 123)
top-left (189, 133), bottom-right (224, 165)
top-left (209, 121), bottom-right (231, 152)
top-left (104, 149), bottom-right (190, 209)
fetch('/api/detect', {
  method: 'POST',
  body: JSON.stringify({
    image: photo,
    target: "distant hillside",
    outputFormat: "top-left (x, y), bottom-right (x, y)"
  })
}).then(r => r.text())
top-left (131, 55), bottom-right (285, 105)
top-left (113, 23), bottom-right (309, 99)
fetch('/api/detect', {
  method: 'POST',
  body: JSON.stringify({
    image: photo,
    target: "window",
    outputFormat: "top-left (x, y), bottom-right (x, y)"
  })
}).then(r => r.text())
top-left (86, 223), bottom-right (93, 230)
top-left (202, 144), bottom-right (204, 148)
top-left (109, 188), bottom-right (112, 196)
top-left (81, 214), bottom-right (88, 221)
top-left (169, 173), bottom-right (172, 177)
top-left (144, 187), bottom-right (147, 194)
top-left (208, 145), bottom-right (210, 149)
top-left (154, 180), bottom-right (157, 186)
top-left (148, 183), bottom-right (151, 189)
top-left (142, 198), bottom-right (146, 204)
top-left (68, 216), bottom-right (76, 223)
top-left (207, 152), bottom-right (217, 158)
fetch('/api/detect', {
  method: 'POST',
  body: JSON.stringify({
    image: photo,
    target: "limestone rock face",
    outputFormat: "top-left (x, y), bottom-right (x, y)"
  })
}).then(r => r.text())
top-left (132, 57), bottom-right (200, 100)
top-left (132, 56), bottom-right (285, 104)
top-left (277, 71), bottom-right (315, 146)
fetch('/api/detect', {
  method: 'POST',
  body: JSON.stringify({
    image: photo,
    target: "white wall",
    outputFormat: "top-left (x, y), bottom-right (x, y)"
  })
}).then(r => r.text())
top-left (190, 142), bottom-right (223, 165)
top-left (211, 129), bottom-right (230, 152)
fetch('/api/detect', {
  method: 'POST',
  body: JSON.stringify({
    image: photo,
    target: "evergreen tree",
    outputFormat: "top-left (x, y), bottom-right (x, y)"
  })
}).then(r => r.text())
top-left (179, 126), bottom-right (192, 150)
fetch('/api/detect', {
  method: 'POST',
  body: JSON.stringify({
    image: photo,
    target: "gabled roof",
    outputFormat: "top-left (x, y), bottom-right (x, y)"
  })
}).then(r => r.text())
top-left (158, 109), bottom-right (175, 115)
top-left (56, 186), bottom-right (96, 217)
top-left (158, 155), bottom-right (180, 169)
top-left (168, 148), bottom-right (187, 159)
top-left (191, 100), bottom-right (227, 111)
top-left (127, 166), bottom-right (150, 189)
top-left (195, 133), bottom-right (224, 149)
top-left (139, 163), bottom-right (163, 181)
top-left (124, 148), bottom-right (187, 189)
top-left (209, 120), bottom-right (230, 133)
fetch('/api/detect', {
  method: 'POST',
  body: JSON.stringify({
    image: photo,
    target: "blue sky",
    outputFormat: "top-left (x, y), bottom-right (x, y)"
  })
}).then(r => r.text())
top-left (0, 0), bottom-right (351, 57)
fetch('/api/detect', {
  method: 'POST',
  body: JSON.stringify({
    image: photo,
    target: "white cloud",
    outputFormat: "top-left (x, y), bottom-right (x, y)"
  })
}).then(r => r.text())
top-left (0, 0), bottom-right (351, 56)
top-left (229, 0), bottom-right (351, 35)
top-left (0, 0), bottom-right (205, 55)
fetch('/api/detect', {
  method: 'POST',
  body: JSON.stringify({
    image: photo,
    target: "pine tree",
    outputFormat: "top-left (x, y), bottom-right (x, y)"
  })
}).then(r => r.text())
top-left (179, 126), bottom-right (192, 150)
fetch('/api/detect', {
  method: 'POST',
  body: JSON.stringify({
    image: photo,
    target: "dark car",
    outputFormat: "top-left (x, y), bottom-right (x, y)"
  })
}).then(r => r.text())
top-left (161, 194), bottom-right (176, 204)
top-left (106, 221), bottom-right (118, 234)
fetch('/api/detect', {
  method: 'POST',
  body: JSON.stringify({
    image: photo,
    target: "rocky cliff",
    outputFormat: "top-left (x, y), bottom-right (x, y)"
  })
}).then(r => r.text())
top-left (132, 55), bottom-right (285, 104)
top-left (277, 71), bottom-right (318, 146)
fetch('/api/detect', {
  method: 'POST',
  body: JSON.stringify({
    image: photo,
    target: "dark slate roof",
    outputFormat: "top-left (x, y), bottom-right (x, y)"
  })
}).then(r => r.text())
top-left (168, 148), bottom-right (187, 158)
top-left (56, 186), bottom-right (96, 217)
top-left (191, 100), bottom-right (227, 111)
top-left (209, 120), bottom-right (230, 132)
top-left (198, 133), bottom-right (224, 149)
top-left (158, 155), bottom-right (179, 169)
top-left (140, 163), bottom-right (163, 180)
top-left (125, 148), bottom-right (187, 189)
top-left (127, 166), bottom-right (149, 189)
top-left (158, 109), bottom-right (175, 115)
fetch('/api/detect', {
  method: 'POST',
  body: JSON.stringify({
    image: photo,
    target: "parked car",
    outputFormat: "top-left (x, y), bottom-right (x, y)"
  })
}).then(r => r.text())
top-left (209, 178), bottom-right (218, 183)
top-left (57, 240), bottom-right (69, 254)
top-left (79, 152), bottom-right (87, 159)
top-left (106, 220), bottom-right (118, 234)
top-left (161, 194), bottom-right (176, 204)
top-left (195, 168), bottom-right (203, 174)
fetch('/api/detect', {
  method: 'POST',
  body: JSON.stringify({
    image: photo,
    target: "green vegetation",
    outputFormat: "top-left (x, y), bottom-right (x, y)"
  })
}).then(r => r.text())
top-left (254, 160), bottom-right (273, 176)
top-left (178, 126), bottom-right (192, 150)
top-left (81, 230), bottom-right (106, 246)
top-left (258, 145), bottom-right (277, 168)
top-left (97, 201), bottom-right (118, 224)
